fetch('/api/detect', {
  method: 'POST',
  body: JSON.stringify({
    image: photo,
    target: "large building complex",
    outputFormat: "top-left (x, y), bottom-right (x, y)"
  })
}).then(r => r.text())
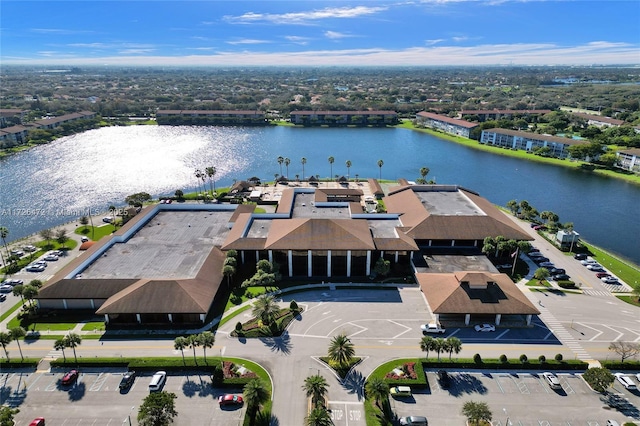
top-left (480, 128), bottom-right (589, 159)
top-left (36, 180), bottom-right (537, 326)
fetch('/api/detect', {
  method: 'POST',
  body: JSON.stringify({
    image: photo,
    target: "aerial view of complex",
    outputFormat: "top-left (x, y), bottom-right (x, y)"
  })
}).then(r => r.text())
top-left (1, 1), bottom-right (639, 425)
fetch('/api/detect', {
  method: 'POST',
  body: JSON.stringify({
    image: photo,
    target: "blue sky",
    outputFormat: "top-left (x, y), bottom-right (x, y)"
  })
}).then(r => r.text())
top-left (1, 0), bottom-right (639, 66)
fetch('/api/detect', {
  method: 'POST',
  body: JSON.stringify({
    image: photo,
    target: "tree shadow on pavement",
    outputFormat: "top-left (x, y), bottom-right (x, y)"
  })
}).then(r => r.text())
top-left (259, 331), bottom-right (292, 354)
top-left (341, 370), bottom-right (365, 400)
top-left (182, 374), bottom-right (213, 398)
top-left (447, 372), bottom-right (488, 397)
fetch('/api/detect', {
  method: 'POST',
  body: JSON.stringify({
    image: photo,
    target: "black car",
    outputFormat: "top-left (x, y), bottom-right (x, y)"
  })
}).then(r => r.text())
top-left (0, 294), bottom-right (6, 302)
top-left (119, 371), bottom-right (136, 390)
top-left (533, 257), bottom-right (550, 264)
top-left (549, 268), bottom-right (565, 275)
top-left (552, 274), bottom-right (571, 281)
top-left (437, 370), bottom-right (451, 388)
top-left (574, 253), bottom-right (588, 260)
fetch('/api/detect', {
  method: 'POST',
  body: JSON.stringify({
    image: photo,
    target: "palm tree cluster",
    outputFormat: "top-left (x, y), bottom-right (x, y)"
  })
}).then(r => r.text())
top-left (193, 166), bottom-right (217, 200)
top-left (47, 332), bottom-right (83, 363)
top-left (327, 333), bottom-right (356, 370)
top-left (243, 378), bottom-right (270, 426)
top-left (303, 374), bottom-right (332, 426)
top-left (172, 331), bottom-right (216, 365)
top-left (420, 336), bottom-right (462, 361)
top-left (222, 249), bottom-right (237, 288)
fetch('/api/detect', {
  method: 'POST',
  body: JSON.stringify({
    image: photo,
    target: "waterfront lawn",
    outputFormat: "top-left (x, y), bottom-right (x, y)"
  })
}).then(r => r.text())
top-left (579, 242), bottom-right (640, 289)
top-left (75, 224), bottom-right (116, 241)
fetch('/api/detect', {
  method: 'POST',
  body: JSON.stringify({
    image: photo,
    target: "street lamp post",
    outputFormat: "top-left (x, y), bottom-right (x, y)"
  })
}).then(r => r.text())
top-left (123, 405), bottom-right (135, 426)
top-left (503, 408), bottom-right (511, 426)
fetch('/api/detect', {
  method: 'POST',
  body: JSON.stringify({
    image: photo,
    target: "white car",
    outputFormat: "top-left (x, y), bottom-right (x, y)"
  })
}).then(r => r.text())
top-left (0, 285), bottom-right (13, 293)
top-left (25, 264), bottom-right (45, 272)
top-left (43, 255), bottom-right (59, 261)
top-left (542, 372), bottom-right (561, 389)
top-left (581, 259), bottom-right (598, 266)
top-left (601, 277), bottom-right (619, 284)
top-left (102, 216), bottom-right (114, 223)
top-left (614, 373), bottom-right (637, 390)
top-left (421, 323), bottom-right (446, 334)
top-left (474, 324), bottom-right (496, 332)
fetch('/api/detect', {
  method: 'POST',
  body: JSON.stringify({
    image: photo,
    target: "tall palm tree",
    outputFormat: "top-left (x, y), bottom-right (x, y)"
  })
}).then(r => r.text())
top-left (0, 226), bottom-right (10, 264)
top-left (303, 374), bottom-right (329, 408)
top-left (0, 331), bottom-right (11, 361)
top-left (198, 331), bottom-right (215, 363)
top-left (223, 264), bottom-right (236, 288)
top-left (420, 335), bottom-right (434, 359)
top-left (64, 333), bottom-right (82, 363)
top-left (174, 336), bottom-right (188, 364)
top-left (284, 157), bottom-right (290, 178)
top-left (187, 334), bottom-right (200, 364)
top-left (365, 376), bottom-right (389, 409)
top-left (10, 327), bottom-right (26, 360)
top-left (194, 169), bottom-right (204, 198)
top-left (54, 338), bottom-right (67, 362)
top-left (377, 159), bottom-right (384, 180)
top-left (446, 337), bottom-right (462, 360)
top-left (327, 333), bottom-right (355, 368)
top-left (328, 156), bottom-right (334, 180)
top-left (420, 167), bottom-right (430, 181)
top-left (205, 166), bottom-right (217, 195)
top-left (301, 157), bottom-right (307, 180)
top-left (277, 156), bottom-right (284, 176)
top-left (252, 294), bottom-right (280, 326)
top-left (433, 337), bottom-right (446, 361)
top-left (12, 285), bottom-right (24, 304)
top-left (305, 407), bottom-right (333, 426)
top-left (345, 160), bottom-right (352, 180)
top-left (243, 378), bottom-right (270, 426)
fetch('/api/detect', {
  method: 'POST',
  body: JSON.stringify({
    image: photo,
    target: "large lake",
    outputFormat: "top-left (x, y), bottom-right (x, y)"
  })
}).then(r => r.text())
top-left (1, 125), bottom-right (639, 265)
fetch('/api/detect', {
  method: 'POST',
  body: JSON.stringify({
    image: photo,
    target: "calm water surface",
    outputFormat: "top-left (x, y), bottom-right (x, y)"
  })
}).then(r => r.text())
top-left (1, 125), bottom-right (638, 265)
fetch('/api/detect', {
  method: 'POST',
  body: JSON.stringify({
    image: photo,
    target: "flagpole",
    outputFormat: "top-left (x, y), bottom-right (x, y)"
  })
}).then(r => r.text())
top-left (511, 247), bottom-right (518, 276)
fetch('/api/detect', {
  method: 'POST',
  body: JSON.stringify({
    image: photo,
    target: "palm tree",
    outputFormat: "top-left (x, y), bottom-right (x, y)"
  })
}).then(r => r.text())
top-left (223, 264), bottom-right (236, 287)
top-left (327, 333), bottom-right (355, 368)
top-left (174, 336), bottom-right (188, 364)
top-left (433, 337), bottom-right (446, 361)
top-left (284, 157), bottom-right (290, 178)
top-left (305, 407), bottom-right (333, 426)
top-left (198, 331), bottom-right (215, 363)
top-left (328, 156), bottom-right (334, 180)
top-left (0, 226), bottom-right (10, 263)
top-left (194, 169), bottom-right (205, 199)
top-left (377, 159), bottom-right (384, 180)
top-left (446, 337), bottom-right (462, 360)
top-left (205, 166), bottom-right (217, 195)
top-left (277, 156), bottom-right (284, 176)
top-left (243, 378), bottom-right (270, 426)
top-left (54, 338), bottom-right (67, 362)
top-left (345, 160), bottom-right (352, 180)
top-left (420, 167), bottom-right (430, 181)
top-left (0, 331), bottom-right (11, 361)
top-left (10, 327), bottom-right (25, 360)
top-left (420, 335), bottom-right (434, 359)
top-left (534, 267), bottom-right (550, 283)
top-left (22, 284), bottom-right (38, 307)
top-left (12, 285), bottom-right (24, 304)
top-left (303, 374), bottom-right (329, 408)
top-left (188, 334), bottom-right (200, 364)
top-left (64, 333), bottom-right (82, 363)
top-left (301, 157), bottom-right (307, 180)
top-left (252, 294), bottom-right (280, 326)
top-left (365, 376), bottom-right (389, 409)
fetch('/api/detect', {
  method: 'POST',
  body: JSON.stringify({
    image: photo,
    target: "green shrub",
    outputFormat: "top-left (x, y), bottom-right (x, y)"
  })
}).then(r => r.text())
top-left (558, 280), bottom-right (576, 288)
top-left (473, 353), bottom-right (482, 364)
top-left (519, 354), bottom-right (528, 363)
top-left (538, 355), bottom-right (546, 363)
top-left (235, 322), bottom-right (243, 332)
top-left (555, 353), bottom-right (563, 361)
top-left (289, 300), bottom-right (299, 311)
top-left (499, 354), bottom-right (508, 364)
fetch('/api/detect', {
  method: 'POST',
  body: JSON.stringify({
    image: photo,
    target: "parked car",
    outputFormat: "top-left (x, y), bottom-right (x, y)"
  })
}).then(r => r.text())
top-left (596, 272), bottom-right (612, 279)
top-left (421, 322), bottom-right (446, 334)
top-left (552, 274), bottom-right (571, 281)
top-left (1, 279), bottom-right (23, 286)
top-left (606, 420), bottom-right (620, 426)
top-left (581, 259), bottom-right (598, 266)
top-left (574, 253), bottom-right (588, 260)
top-left (26, 264), bottom-right (45, 272)
top-left (23, 245), bottom-right (37, 252)
top-left (148, 371), bottom-right (166, 391)
top-left (32, 260), bottom-right (47, 268)
top-left (102, 216), bottom-right (114, 223)
top-left (533, 257), bottom-right (550, 264)
top-left (218, 393), bottom-right (244, 406)
top-left (538, 262), bottom-right (555, 268)
top-left (61, 369), bottom-right (79, 386)
top-left (0, 294), bottom-right (7, 302)
top-left (542, 372), bottom-right (562, 389)
top-left (528, 252), bottom-right (545, 258)
top-left (474, 324), bottom-right (496, 332)
top-left (119, 371), bottom-right (136, 390)
top-left (549, 268), bottom-right (565, 275)
top-left (495, 264), bottom-right (512, 269)
top-left (49, 250), bottom-right (63, 256)
top-left (43, 255), bottom-right (59, 261)
top-left (10, 249), bottom-right (24, 257)
top-left (399, 416), bottom-right (428, 426)
top-left (29, 418), bottom-right (45, 426)
top-left (636, 373), bottom-right (640, 383)
top-left (437, 370), bottom-right (451, 389)
top-left (587, 264), bottom-right (605, 272)
top-left (390, 386), bottom-right (412, 397)
top-left (601, 277), bottom-right (619, 284)
top-left (614, 373), bottom-right (637, 390)
top-left (527, 248), bottom-right (540, 254)
top-left (0, 285), bottom-right (13, 293)
top-left (533, 225), bottom-right (547, 231)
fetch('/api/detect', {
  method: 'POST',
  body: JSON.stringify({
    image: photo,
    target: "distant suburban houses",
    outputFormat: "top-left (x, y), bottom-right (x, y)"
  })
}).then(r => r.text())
top-left (0, 110), bottom-right (96, 148)
top-left (571, 112), bottom-right (625, 128)
top-left (459, 109), bottom-right (552, 122)
top-left (36, 180), bottom-right (538, 327)
top-left (480, 128), bottom-right (588, 159)
top-left (156, 110), bottom-right (266, 126)
top-left (289, 110), bottom-right (398, 126)
top-left (616, 148), bottom-right (640, 172)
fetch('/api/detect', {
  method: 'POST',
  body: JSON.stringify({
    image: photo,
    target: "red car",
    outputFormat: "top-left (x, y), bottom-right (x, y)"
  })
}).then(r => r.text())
top-left (218, 394), bottom-right (244, 406)
top-left (29, 418), bottom-right (45, 426)
top-left (596, 272), bottom-right (611, 278)
top-left (61, 369), bottom-right (79, 386)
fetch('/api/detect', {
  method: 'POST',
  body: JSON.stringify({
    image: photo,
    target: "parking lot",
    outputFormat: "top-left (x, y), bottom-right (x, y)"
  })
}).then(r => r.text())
top-left (391, 370), bottom-right (640, 426)
top-left (1, 370), bottom-right (245, 425)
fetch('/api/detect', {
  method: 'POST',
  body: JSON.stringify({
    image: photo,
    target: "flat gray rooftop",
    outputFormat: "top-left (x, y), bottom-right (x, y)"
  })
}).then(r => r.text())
top-left (416, 253), bottom-right (497, 274)
top-left (416, 190), bottom-right (485, 216)
top-left (246, 218), bottom-right (273, 238)
top-left (82, 210), bottom-right (233, 280)
top-left (367, 218), bottom-right (403, 238)
top-left (291, 192), bottom-right (351, 219)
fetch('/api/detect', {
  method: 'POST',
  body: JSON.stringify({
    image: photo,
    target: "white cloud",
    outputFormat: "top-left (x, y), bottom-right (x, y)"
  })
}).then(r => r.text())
top-left (226, 39), bottom-right (271, 45)
top-left (324, 31), bottom-right (353, 40)
top-left (425, 39), bottom-right (445, 46)
top-left (284, 36), bottom-right (311, 45)
top-left (11, 41), bottom-right (639, 66)
top-left (224, 6), bottom-right (387, 25)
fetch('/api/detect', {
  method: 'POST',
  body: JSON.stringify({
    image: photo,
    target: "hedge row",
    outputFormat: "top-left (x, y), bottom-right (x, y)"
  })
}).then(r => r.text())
top-left (0, 359), bottom-right (39, 369)
top-left (421, 358), bottom-right (588, 371)
top-left (601, 360), bottom-right (640, 370)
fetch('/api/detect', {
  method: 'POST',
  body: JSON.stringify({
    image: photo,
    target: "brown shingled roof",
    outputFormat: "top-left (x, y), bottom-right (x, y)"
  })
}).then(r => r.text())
top-left (266, 218), bottom-right (375, 250)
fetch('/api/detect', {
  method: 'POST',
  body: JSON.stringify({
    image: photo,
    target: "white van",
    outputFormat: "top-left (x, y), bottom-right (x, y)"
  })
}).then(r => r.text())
top-left (399, 416), bottom-right (428, 426)
top-left (148, 371), bottom-right (166, 391)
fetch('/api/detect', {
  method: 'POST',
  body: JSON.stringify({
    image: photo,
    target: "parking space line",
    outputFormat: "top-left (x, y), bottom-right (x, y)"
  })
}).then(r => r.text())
top-left (26, 373), bottom-right (45, 391)
top-left (89, 372), bottom-right (108, 391)
top-left (495, 329), bottom-right (510, 340)
top-left (387, 319), bottom-right (412, 338)
top-left (495, 375), bottom-right (505, 393)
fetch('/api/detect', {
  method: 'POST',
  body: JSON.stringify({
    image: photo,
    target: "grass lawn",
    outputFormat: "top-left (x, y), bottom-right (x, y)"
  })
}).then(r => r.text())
top-left (526, 279), bottom-right (551, 287)
top-left (0, 301), bottom-right (24, 322)
top-left (617, 295), bottom-right (640, 307)
top-left (8, 314), bottom-right (78, 332)
top-left (81, 321), bottom-right (106, 331)
top-left (74, 224), bottom-right (117, 241)
top-left (578, 241), bottom-right (640, 289)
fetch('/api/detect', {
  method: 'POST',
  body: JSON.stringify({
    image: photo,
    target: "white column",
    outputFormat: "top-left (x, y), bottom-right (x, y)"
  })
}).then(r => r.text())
top-left (63, 299), bottom-right (68, 309)
top-left (495, 314), bottom-right (501, 325)
top-left (136, 314), bottom-right (142, 324)
top-left (451, 240), bottom-right (455, 247)
top-left (526, 314), bottom-right (532, 325)
top-left (347, 250), bottom-right (352, 277)
top-left (268, 250), bottom-right (273, 263)
top-left (168, 314), bottom-right (173, 323)
top-left (327, 250), bottom-right (332, 277)
top-left (104, 314), bottom-right (109, 324)
top-left (288, 250), bottom-right (293, 277)
top-left (307, 250), bottom-right (312, 277)
top-left (200, 314), bottom-right (205, 322)
top-left (256, 250), bottom-right (260, 262)
top-left (464, 314), bottom-right (470, 325)
top-left (365, 250), bottom-right (371, 276)
top-left (395, 251), bottom-right (399, 263)
top-left (90, 299), bottom-right (95, 309)
top-left (241, 250), bottom-right (245, 263)
top-left (380, 250), bottom-right (384, 258)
